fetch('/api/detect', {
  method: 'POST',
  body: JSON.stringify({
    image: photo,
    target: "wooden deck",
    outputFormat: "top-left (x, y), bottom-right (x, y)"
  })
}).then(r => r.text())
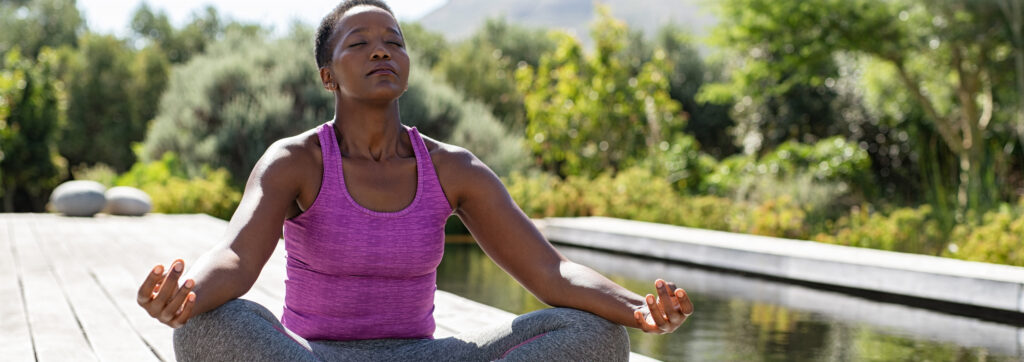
top-left (0, 213), bottom-right (656, 361)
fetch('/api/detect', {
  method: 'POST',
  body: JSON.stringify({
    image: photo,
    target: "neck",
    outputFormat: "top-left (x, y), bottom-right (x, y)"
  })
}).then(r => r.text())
top-left (332, 97), bottom-right (407, 162)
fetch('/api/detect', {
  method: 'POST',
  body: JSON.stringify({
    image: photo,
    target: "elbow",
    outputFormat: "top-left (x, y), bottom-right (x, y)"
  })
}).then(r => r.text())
top-left (529, 260), bottom-right (574, 307)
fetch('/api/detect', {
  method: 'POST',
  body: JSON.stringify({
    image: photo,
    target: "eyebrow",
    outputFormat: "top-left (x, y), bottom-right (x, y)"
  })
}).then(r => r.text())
top-left (344, 26), bottom-right (403, 39)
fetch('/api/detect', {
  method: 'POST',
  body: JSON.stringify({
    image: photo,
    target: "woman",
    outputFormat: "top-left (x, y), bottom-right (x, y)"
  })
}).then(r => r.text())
top-left (137, 1), bottom-right (692, 360)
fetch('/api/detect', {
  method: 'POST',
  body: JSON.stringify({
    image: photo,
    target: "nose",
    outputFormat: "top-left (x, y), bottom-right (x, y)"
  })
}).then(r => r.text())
top-left (371, 43), bottom-right (391, 60)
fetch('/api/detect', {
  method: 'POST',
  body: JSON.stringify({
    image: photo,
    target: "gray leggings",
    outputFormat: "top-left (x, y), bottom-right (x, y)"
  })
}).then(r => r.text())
top-left (173, 299), bottom-right (630, 361)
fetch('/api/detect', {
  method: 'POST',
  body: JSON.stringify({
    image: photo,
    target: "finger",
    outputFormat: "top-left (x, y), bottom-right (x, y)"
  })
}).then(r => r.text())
top-left (676, 288), bottom-right (694, 316)
top-left (149, 260), bottom-right (184, 313)
top-left (633, 310), bottom-right (655, 332)
top-left (137, 264), bottom-right (164, 305)
top-left (159, 278), bottom-right (194, 322)
top-left (169, 292), bottom-right (197, 328)
top-left (655, 280), bottom-right (683, 322)
top-left (646, 294), bottom-right (668, 327)
top-left (666, 281), bottom-right (684, 314)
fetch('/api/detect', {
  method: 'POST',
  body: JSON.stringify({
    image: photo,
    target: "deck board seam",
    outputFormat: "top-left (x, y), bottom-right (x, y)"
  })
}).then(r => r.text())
top-left (9, 219), bottom-right (40, 362)
top-left (31, 221), bottom-right (98, 357)
top-left (81, 217), bottom-right (172, 361)
top-left (89, 270), bottom-right (167, 362)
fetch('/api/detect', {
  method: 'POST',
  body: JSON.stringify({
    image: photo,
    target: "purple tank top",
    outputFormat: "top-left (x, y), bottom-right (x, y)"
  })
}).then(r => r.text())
top-left (281, 122), bottom-right (454, 341)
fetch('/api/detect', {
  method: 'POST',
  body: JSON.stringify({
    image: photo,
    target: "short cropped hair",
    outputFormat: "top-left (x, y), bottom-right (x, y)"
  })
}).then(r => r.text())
top-left (314, 0), bottom-right (396, 69)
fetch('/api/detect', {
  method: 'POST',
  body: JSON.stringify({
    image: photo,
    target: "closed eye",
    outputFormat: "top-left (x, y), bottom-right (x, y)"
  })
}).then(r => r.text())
top-left (348, 42), bottom-right (366, 48)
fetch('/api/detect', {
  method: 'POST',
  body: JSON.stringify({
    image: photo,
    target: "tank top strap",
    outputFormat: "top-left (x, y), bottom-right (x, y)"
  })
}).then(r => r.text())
top-left (407, 127), bottom-right (438, 184)
top-left (318, 122), bottom-right (341, 185)
top-left (405, 126), bottom-right (446, 206)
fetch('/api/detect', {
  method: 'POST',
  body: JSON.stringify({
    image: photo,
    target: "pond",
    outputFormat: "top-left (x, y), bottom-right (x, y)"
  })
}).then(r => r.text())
top-left (436, 242), bottom-right (1024, 362)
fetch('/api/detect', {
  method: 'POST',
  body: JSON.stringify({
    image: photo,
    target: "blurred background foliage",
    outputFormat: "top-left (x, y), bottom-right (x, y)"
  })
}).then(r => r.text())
top-left (2, 0), bottom-right (1023, 266)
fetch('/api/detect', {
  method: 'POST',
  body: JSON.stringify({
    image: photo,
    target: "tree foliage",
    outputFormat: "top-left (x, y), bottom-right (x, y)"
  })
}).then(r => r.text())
top-left (516, 7), bottom-right (683, 177)
top-left (432, 18), bottom-right (557, 131)
top-left (130, 4), bottom-right (228, 64)
top-left (655, 25), bottom-right (738, 158)
top-left (401, 63), bottom-right (529, 177)
top-left (399, 22), bottom-right (449, 70)
top-left (0, 49), bottom-right (67, 211)
top-left (141, 27), bottom-right (333, 182)
top-left (0, 0), bottom-right (83, 58)
top-left (59, 34), bottom-right (169, 172)
top-left (142, 26), bottom-right (528, 184)
top-left (703, 0), bottom-right (1024, 216)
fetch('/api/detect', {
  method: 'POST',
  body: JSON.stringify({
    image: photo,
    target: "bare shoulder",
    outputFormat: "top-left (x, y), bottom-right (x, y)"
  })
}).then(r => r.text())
top-left (419, 133), bottom-right (503, 209)
top-left (419, 133), bottom-right (491, 175)
top-left (248, 127), bottom-right (321, 189)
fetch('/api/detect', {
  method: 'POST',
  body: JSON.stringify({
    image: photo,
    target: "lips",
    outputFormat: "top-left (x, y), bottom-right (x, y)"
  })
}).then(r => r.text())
top-left (366, 64), bottom-right (397, 77)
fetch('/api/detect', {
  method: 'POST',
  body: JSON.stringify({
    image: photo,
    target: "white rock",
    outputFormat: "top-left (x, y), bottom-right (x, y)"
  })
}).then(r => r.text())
top-left (51, 181), bottom-right (107, 217)
top-left (105, 186), bottom-right (152, 216)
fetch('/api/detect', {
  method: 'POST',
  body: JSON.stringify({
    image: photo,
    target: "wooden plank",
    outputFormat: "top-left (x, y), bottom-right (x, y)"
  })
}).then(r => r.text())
top-left (0, 216), bottom-right (36, 361)
top-left (73, 215), bottom-right (284, 361)
top-left (31, 216), bottom-right (160, 362)
top-left (9, 215), bottom-right (97, 361)
top-left (59, 216), bottom-right (176, 362)
top-left (116, 214), bottom-right (288, 318)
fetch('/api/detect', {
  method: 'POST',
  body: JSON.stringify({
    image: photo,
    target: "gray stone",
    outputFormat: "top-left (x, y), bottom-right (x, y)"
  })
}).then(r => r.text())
top-left (51, 181), bottom-right (107, 217)
top-left (105, 186), bottom-right (152, 216)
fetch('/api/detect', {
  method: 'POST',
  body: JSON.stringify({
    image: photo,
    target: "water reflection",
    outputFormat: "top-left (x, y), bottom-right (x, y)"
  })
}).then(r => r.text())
top-left (435, 242), bottom-right (1023, 362)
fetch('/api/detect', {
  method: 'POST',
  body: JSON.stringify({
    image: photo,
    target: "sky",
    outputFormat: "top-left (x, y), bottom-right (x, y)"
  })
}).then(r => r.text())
top-left (76, 0), bottom-right (449, 36)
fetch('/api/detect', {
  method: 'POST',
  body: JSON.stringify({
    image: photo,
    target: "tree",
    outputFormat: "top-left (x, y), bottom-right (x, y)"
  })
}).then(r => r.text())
top-left (399, 22), bottom-right (449, 70)
top-left (0, 0), bottom-right (83, 58)
top-left (401, 64), bottom-right (530, 177)
top-left (516, 7), bottom-right (683, 177)
top-left (59, 34), bottom-right (169, 172)
top-left (434, 18), bottom-right (557, 132)
top-left (141, 26), bottom-right (528, 183)
top-left (655, 24), bottom-right (738, 158)
top-left (995, 0), bottom-right (1024, 150)
top-left (141, 27), bottom-right (332, 182)
top-left (702, 0), bottom-right (1022, 215)
top-left (130, 4), bottom-right (225, 64)
top-left (0, 49), bottom-right (67, 211)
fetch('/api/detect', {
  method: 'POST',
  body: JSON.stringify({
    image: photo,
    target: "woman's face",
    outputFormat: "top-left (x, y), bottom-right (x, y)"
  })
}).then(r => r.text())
top-left (324, 6), bottom-right (410, 103)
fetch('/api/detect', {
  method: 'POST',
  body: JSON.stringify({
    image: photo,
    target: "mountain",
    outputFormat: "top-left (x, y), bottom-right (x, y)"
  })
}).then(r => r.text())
top-left (416, 0), bottom-right (717, 45)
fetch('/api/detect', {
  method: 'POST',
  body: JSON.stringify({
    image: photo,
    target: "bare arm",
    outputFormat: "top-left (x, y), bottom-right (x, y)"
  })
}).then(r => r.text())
top-left (137, 139), bottom-right (308, 327)
top-left (448, 150), bottom-right (692, 333)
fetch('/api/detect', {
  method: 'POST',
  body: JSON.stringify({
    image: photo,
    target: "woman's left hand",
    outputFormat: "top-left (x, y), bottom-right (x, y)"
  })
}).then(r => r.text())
top-left (633, 279), bottom-right (693, 334)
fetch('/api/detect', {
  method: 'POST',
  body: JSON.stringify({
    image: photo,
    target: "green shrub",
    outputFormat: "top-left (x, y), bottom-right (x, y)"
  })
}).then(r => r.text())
top-left (677, 195), bottom-right (738, 232)
top-left (507, 167), bottom-right (697, 226)
top-left (582, 168), bottom-right (683, 225)
top-left (944, 201), bottom-right (1024, 266)
top-left (742, 196), bottom-right (809, 239)
top-left (707, 136), bottom-right (872, 198)
top-left (815, 205), bottom-right (945, 255)
top-left (117, 152), bottom-right (240, 219)
top-left (507, 167), bottom-right (811, 237)
top-left (641, 134), bottom-right (717, 194)
top-left (505, 171), bottom-right (563, 218)
top-left (71, 163), bottom-right (118, 187)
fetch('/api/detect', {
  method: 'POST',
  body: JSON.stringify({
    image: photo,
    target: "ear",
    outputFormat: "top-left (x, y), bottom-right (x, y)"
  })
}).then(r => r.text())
top-left (319, 67), bottom-right (336, 91)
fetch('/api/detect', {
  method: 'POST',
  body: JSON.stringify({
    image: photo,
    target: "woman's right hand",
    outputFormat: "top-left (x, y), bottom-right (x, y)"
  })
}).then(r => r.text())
top-left (137, 259), bottom-right (197, 328)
